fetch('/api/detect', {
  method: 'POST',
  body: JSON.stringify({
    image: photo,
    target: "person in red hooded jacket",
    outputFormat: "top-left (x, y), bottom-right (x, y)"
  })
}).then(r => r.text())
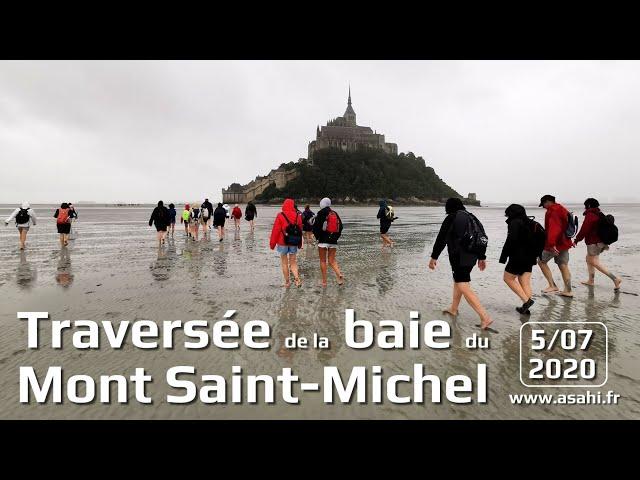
top-left (537, 195), bottom-right (574, 297)
top-left (574, 198), bottom-right (622, 290)
top-left (231, 204), bottom-right (242, 230)
top-left (270, 198), bottom-right (303, 288)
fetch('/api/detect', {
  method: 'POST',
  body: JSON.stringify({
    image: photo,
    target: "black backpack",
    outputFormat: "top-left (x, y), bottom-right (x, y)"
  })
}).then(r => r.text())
top-left (527, 217), bottom-right (546, 257)
top-left (460, 211), bottom-right (488, 256)
top-left (281, 212), bottom-right (302, 246)
top-left (565, 211), bottom-right (579, 238)
top-left (15, 208), bottom-right (30, 224)
top-left (597, 212), bottom-right (618, 245)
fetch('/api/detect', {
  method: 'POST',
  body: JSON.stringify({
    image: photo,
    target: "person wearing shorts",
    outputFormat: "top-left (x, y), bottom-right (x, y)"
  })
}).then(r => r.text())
top-left (574, 197), bottom-right (621, 290)
top-left (4, 201), bottom-right (37, 250)
top-left (499, 204), bottom-right (538, 315)
top-left (428, 197), bottom-right (493, 330)
top-left (537, 195), bottom-right (575, 297)
top-left (148, 200), bottom-right (169, 247)
top-left (377, 199), bottom-right (395, 247)
top-left (312, 197), bottom-right (345, 287)
top-left (54, 202), bottom-right (72, 247)
top-left (269, 198), bottom-right (302, 288)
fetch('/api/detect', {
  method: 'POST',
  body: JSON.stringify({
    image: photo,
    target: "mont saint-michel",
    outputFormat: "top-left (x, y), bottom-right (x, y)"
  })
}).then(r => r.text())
top-left (222, 89), bottom-right (478, 205)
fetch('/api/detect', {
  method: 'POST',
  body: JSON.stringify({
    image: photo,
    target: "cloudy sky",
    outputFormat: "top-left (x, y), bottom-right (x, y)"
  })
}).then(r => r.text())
top-left (1, 60), bottom-right (639, 204)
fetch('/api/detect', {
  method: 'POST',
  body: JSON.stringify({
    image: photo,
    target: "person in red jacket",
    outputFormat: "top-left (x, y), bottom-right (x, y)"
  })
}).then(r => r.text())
top-left (231, 204), bottom-right (242, 231)
top-left (574, 198), bottom-right (622, 290)
top-left (269, 198), bottom-right (303, 288)
top-left (537, 195), bottom-right (574, 297)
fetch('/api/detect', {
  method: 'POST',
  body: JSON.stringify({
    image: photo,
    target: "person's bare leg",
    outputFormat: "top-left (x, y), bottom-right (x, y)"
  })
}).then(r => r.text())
top-left (289, 254), bottom-right (301, 287)
top-left (588, 254), bottom-right (621, 288)
top-left (503, 271), bottom-right (528, 303)
top-left (318, 247), bottom-right (328, 287)
top-left (520, 272), bottom-right (533, 300)
top-left (443, 283), bottom-right (462, 316)
top-left (457, 282), bottom-right (493, 329)
top-left (59, 234), bottom-right (65, 248)
top-left (280, 254), bottom-right (291, 287)
top-left (581, 254), bottom-right (596, 285)
top-left (558, 263), bottom-right (574, 297)
top-left (538, 260), bottom-right (558, 293)
top-left (328, 248), bottom-right (344, 284)
top-left (19, 229), bottom-right (27, 250)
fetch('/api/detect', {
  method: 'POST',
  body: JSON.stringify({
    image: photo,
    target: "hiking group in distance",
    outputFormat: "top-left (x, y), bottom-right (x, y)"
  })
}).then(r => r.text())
top-left (4, 194), bottom-right (622, 331)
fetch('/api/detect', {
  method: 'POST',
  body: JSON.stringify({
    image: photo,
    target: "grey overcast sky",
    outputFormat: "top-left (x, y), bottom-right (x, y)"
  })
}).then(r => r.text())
top-left (1, 60), bottom-right (639, 204)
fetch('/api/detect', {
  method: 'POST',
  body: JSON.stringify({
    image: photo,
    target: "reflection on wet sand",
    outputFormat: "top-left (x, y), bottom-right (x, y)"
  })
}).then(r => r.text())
top-left (55, 247), bottom-right (74, 287)
top-left (16, 250), bottom-right (36, 288)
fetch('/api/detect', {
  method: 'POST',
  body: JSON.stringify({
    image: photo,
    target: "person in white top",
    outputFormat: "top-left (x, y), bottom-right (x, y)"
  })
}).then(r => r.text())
top-left (5, 201), bottom-right (37, 250)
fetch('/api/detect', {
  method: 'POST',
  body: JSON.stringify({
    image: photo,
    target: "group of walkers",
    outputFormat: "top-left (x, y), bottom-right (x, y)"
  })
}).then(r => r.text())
top-left (148, 199), bottom-right (259, 247)
top-left (428, 195), bottom-right (622, 330)
top-left (4, 202), bottom-right (77, 249)
top-left (269, 197), bottom-right (344, 288)
top-left (4, 194), bottom-right (623, 331)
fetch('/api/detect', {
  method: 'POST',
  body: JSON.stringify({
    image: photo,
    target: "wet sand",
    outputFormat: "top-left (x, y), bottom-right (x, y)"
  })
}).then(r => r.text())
top-left (1, 204), bottom-right (639, 419)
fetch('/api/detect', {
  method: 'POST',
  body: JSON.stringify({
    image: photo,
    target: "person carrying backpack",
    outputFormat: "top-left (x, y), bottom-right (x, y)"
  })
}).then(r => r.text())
top-left (537, 194), bottom-right (575, 297)
top-left (499, 204), bottom-right (540, 314)
top-left (377, 199), bottom-right (397, 248)
top-left (301, 204), bottom-right (315, 245)
top-left (54, 202), bottom-right (73, 247)
top-left (312, 197), bottom-right (344, 287)
top-left (201, 198), bottom-right (213, 231)
top-left (167, 203), bottom-right (177, 237)
top-left (149, 200), bottom-right (170, 247)
top-left (428, 197), bottom-right (493, 330)
top-left (189, 203), bottom-right (202, 241)
top-left (574, 197), bottom-right (622, 290)
top-left (269, 198), bottom-right (303, 288)
top-left (4, 201), bottom-right (37, 250)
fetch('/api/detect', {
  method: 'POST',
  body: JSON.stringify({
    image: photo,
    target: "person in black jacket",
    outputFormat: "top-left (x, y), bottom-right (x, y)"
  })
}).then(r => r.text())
top-left (499, 204), bottom-right (537, 314)
top-left (377, 199), bottom-right (396, 247)
top-left (201, 198), bottom-right (213, 232)
top-left (245, 201), bottom-right (257, 232)
top-left (213, 203), bottom-right (227, 242)
top-left (312, 197), bottom-right (344, 287)
top-left (149, 200), bottom-right (170, 247)
top-left (428, 197), bottom-right (492, 330)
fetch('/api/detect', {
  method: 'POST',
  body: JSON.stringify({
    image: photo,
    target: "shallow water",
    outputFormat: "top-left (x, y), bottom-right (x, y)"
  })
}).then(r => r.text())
top-left (1, 203), bottom-right (639, 419)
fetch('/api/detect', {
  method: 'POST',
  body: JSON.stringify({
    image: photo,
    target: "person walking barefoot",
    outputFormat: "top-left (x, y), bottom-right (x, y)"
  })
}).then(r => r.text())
top-left (269, 198), bottom-right (303, 288)
top-left (574, 198), bottom-right (622, 290)
top-left (245, 201), bottom-right (257, 232)
top-left (537, 195), bottom-right (575, 297)
top-left (377, 199), bottom-right (397, 248)
top-left (4, 201), bottom-right (37, 250)
top-left (54, 202), bottom-right (72, 247)
top-left (167, 203), bottom-right (177, 237)
top-left (149, 200), bottom-right (170, 247)
top-left (312, 197), bottom-right (345, 287)
top-left (429, 198), bottom-right (493, 330)
top-left (181, 204), bottom-right (191, 237)
top-left (213, 203), bottom-right (226, 242)
top-left (232, 204), bottom-right (242, 230)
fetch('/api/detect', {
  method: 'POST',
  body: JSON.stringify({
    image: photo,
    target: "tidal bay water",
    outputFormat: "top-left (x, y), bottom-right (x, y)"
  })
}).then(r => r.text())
top-left (1, 203), bottom-right (639, 419)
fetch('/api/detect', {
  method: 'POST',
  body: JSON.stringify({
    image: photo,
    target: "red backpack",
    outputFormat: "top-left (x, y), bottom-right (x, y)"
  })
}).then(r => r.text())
top-left (57, 208), bottom-right (70, 225)
top-left (324, 211), bottom-right (340, 234)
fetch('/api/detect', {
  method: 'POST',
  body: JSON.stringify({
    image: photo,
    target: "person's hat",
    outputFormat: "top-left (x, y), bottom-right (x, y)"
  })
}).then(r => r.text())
top-left (539, 194), bottom-right (556, 207)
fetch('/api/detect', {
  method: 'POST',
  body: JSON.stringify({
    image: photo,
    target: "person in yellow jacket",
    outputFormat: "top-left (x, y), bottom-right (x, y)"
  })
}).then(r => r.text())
top-left (180, 203), bottom-right (191, 237)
